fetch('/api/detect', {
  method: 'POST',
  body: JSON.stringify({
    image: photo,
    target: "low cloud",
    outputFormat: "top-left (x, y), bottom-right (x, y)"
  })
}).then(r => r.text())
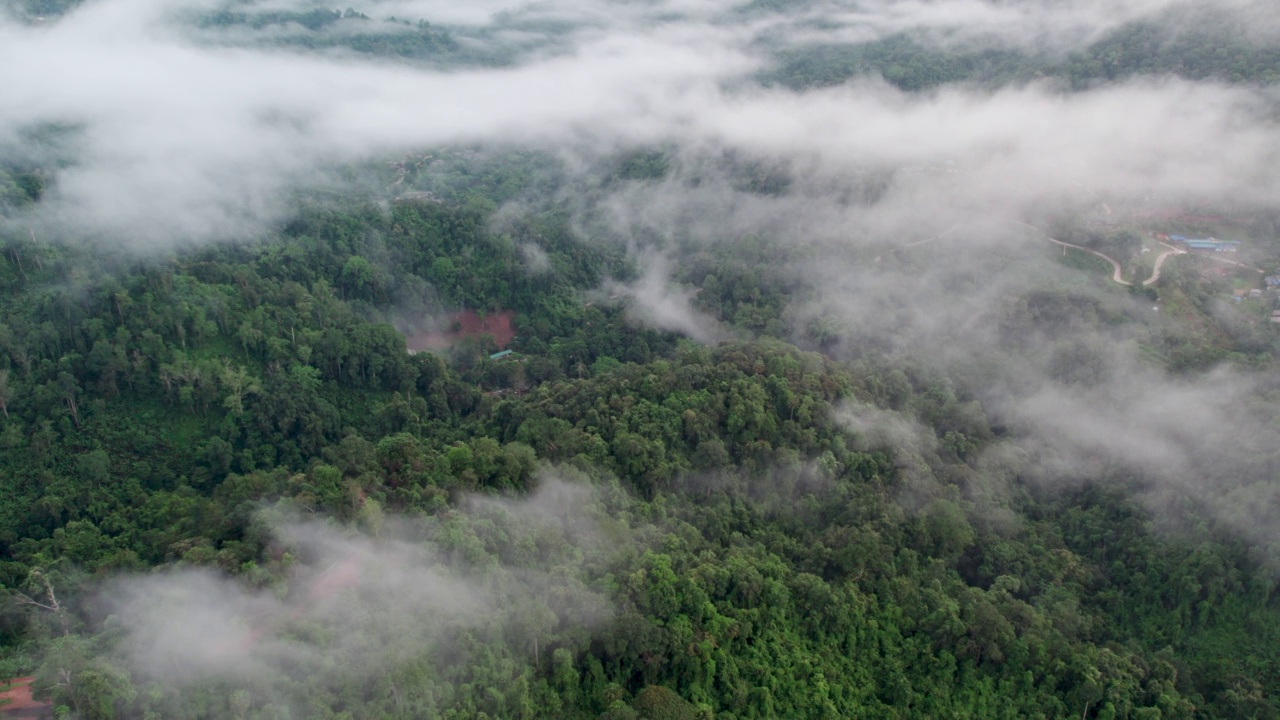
top-left (604, 255), bottom-right (733, 344)
top-left (97, 476), bottom-right (616, 712)
top-left (3, 0), bottom-right (1278, 562)
top-left (2, 0), bottom-right (1278, 245)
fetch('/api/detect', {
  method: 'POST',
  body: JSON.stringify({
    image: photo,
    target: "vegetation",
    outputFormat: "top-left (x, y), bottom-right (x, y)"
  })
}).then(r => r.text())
top-left (763, 21), bottom-right (1280, 92)
top-left (0, 167), bottom-right (1278, 718)
top-left (196, 9), bottom-right (461, 63)
top-left (2, 5), bottom-right (1280, 719)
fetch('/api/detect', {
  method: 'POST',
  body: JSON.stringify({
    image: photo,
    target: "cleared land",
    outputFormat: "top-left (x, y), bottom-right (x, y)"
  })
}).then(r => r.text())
top-left (0, 677), bottom-right (50, 719)
top-left (405, 310), bottom-right (516, 353)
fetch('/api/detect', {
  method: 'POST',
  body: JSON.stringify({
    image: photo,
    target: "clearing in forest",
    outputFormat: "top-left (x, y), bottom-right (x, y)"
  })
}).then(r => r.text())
top-left (404, 310), bottom-right (516, 353)
top-left (0, 677), bottom-right (50, 719)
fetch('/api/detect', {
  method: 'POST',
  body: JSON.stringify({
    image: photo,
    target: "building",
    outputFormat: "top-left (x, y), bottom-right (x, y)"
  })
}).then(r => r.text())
top-left (1169, 235), bottom-right (1241, 253)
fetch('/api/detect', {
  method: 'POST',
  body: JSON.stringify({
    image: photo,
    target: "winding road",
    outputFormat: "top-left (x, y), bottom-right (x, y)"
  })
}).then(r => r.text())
top-left (873, 223), bottom-right (959, 263)
top-left (1142, 243), bottom-right (1188, 286)
top-left (1043, 236), bottom-right (1131, 285)
top-left (883, 219), bottom-right (1253, 287)
top-left (1203, 254), bottom-right (1265, 274)
top-left (1016, 221), bottom-right (1194, 287)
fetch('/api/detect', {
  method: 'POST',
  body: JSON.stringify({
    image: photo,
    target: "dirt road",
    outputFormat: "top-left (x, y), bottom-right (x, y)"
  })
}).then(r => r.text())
top-left (1044, 236), bottom-right (1130, 285)
top-left (1142, 243), bottom-right (1187, 286)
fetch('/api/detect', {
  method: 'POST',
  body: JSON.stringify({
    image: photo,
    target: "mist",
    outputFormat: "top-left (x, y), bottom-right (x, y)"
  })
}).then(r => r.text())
top-left (4, 0), bottom-right (1280, 571)
top-left (5, 1), bottom-right (1280, 716)
top-left (1, 0), bottom-right (1278, 243)
top-left (94, 475), bottom-right (618, 715)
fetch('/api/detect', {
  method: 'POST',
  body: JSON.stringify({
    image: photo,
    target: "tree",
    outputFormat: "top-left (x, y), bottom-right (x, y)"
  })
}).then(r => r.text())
top-left (14, 568), bottom-right (71, 638)
top-left (220, 362), bottom-right (260, 417)
top-left (0, 367), bottom-right (10, 418)
top-left (632, 686), bottom-right (697, 720)
top-left (58, 372), bottom-right (82, 429)
top-left (341, 255), bottom-right (378, 299)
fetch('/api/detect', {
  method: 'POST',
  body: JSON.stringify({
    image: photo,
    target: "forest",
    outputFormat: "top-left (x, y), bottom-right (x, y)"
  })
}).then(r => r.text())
top-left (3, 0), bottom-right (1280, 718)
top-left (2, 161), bottom-right (1278, 718)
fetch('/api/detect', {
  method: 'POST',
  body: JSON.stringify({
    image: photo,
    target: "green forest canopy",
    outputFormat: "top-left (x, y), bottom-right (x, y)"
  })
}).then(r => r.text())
top-left (1, 173), bottom-right (1278, 718)
top-left (2, 3), bottom-right (1280, 718)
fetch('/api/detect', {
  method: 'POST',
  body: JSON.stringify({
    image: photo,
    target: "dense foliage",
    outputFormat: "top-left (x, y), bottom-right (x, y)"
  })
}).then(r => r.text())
top-left (2, 174), bottom-right (1279, 719)
top-left (3, 4), bottom-right (1280, 718)
top-left (764, 22), bottom-right (1280, 91)
top-left (196, 9), bottom-right (460, 63)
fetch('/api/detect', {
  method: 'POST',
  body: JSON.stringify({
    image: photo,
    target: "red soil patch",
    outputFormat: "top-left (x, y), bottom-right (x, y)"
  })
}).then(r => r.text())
top-left (229, 555), bottom-right (367, 653)
top-left (310, 557), bottom-right (362, 601)
top-left (0, 677), bottom-right (51, 719)
top-left (405, 310), bottom-right (516, 353)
